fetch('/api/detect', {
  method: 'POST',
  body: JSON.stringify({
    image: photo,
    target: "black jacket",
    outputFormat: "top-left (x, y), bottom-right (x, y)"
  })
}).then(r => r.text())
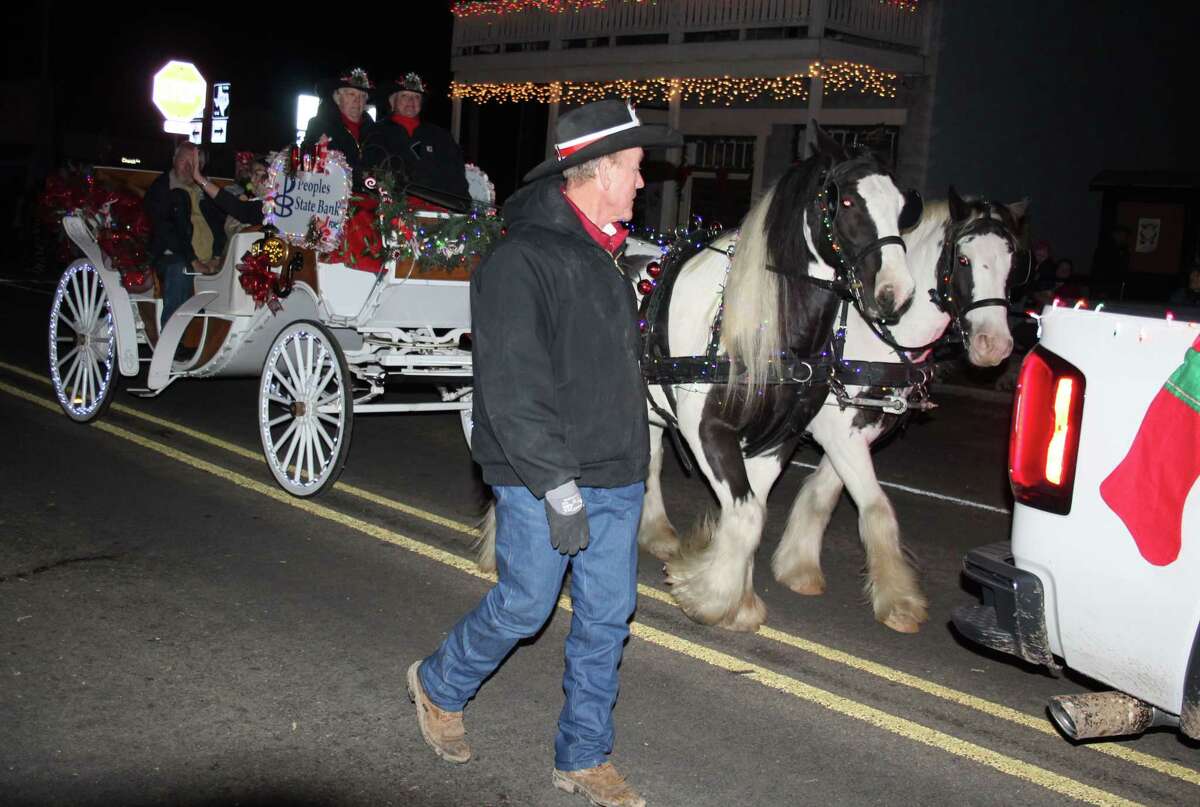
top-left (212, 186), bottom-right (264, 226)
top-left (469, 178), bottom-right (649, 497)
top-left (144, 171), bottom-right (227, 267)
top-left (364, 117), bottom-right (470, 203)
top-left (301, 104), bottom-right (375, 190)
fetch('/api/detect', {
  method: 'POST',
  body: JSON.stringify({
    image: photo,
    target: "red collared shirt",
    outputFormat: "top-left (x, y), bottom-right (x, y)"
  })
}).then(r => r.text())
top-left (391, 114), bottom-right (420, 137)
top-left (340, 113), bottom-right (361, 142)
top-left (561, 188), bottom-right (628, 255)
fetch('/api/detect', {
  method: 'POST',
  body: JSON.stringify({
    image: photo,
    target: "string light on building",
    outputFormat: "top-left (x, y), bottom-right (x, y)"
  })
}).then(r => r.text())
top-left (451, 1), bottom-right (916, 16)
top-left (451, 0), bottom-right (652, 17)
top-left (451, 62), bottom-right (900, 106)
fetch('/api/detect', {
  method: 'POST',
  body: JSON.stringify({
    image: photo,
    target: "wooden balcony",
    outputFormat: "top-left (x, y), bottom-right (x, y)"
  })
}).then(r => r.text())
top-left (451, 0), bottom-right (933, 84)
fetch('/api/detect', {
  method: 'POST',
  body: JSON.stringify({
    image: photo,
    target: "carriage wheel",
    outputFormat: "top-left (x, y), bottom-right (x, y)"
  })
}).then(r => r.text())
top-left (258, 320), bottom-right (353, 497)
top-left (48, 262), bottom-right (118, 423)
top-left (459, 392), bottom-right (473, 448)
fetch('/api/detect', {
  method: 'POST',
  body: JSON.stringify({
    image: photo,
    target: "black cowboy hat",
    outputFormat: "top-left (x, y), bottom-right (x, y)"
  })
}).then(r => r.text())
top-left (523, 99), bottom-right (683, 183)
top-left (320, 67), bottom-right (374, 98)
top-left (381, 71), bottom-right (427, 100)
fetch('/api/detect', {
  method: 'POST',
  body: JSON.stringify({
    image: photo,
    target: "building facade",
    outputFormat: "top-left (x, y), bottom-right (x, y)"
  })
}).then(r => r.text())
top-left (450, 0), bottom-right (941, 231)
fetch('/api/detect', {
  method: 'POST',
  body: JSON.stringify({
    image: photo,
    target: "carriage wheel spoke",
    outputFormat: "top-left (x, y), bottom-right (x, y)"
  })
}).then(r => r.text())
top-left (56, 345), bottom-right (80, 370)
top-left (303, 423), bottom-right (316, 483)
top-left (304, 337), bottom-right (315, 392)
top-left (81, 351), bottom-right (94, 407)
top-left (267, 392), bottom-right (293, 408)
top-left (267, 412), bottom-right (291, 427)
top-left (291, 338), bottom-right (308, 388)
top-left (315, 361), bottom-right (336, 397)
top-left (313, 417), bottom-right (336, 452)
top-left (274, 419), bottom-right (298, 453)
top-left (316, 411), bottom-right (342, 427)
top-left (311, 424), bottom-right (328, 470)
top-left (81, 269), bottom-right (98, 329)
top-left (281, 424), bottom-right (302, 477)
top-left (60, 352), bottom-right (82, 398)
top-left (280, 345), bottom-right (303, 395)
top-left (69, 271), bottom-right (87, 327)
top-left (61, 288), bottom-right (85, 335)
top-left (315, 391), bottom-right (342, 412)
top-left (270, 365), bottom-right (301, 401)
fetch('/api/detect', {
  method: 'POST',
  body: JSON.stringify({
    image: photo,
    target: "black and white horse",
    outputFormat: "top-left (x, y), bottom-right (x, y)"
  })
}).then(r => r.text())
top-left (475, 132), bottom-right (917, 634)
top-left (630, 133), bottom-right (918, 631)
top-left (640, 187), bottom-right (1026, 633)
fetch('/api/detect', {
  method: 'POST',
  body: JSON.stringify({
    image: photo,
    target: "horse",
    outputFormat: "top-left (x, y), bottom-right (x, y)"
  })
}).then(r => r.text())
top-left (624, 130), bottom-right (921, 632)
top-left (475, 128), bottom-right (919, 637)
top-left (639, 186), bottom-right (1027, 634)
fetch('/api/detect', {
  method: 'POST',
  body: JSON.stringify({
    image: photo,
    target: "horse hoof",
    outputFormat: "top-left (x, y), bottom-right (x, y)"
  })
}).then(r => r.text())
top-left (716, 592), bottom-right (767, 632)
top-left (881, 613), bottom-right (921, 634)
top-left (879, 599), bottom-right (927, 634)
top-left (777, 570), bottom-right (825, 596)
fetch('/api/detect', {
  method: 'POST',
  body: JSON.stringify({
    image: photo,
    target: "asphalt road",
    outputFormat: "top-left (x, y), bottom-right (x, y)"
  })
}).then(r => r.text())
top-left (1, 275), bottom-right (1198, 806)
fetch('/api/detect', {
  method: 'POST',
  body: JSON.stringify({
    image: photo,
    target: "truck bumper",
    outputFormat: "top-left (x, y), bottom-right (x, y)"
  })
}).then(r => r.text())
top-left (951, 541), bottom-right (1060, 673)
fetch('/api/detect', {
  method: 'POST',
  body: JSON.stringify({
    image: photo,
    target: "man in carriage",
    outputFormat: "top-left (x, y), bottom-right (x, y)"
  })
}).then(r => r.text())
top-left (301, 67), bottom-right (377, 190)
top-left (406, 100), bottom-right (681, 807)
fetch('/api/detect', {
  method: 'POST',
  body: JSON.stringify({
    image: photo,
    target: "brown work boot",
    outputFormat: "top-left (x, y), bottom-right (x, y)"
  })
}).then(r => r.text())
top-left (406, 661), bottom-right (471, 763)
top-left (552, 762), bottom-right (646, 807)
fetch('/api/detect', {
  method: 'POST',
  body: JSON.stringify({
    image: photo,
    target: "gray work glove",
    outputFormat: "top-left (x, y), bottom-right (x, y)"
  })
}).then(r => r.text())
top-left (544, 481), bottom-right (589, 556)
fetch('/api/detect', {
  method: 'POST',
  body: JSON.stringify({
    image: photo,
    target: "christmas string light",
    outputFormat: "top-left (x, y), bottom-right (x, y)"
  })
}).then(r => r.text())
top-left (451, 61), bottom-right (899, 106)
top-left (451, 0), bottom-right (654, 17)
top-left (452, 1), bottom-right (915, 17)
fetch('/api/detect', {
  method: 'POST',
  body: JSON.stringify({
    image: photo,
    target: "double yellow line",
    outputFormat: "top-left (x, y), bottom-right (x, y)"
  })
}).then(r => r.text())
top-left (1, 360), bottom-right (1193, 805)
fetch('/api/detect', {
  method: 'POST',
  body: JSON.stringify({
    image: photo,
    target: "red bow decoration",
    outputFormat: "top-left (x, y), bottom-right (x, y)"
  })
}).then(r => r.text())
top-left (237, 250), bottom-right (282, 312)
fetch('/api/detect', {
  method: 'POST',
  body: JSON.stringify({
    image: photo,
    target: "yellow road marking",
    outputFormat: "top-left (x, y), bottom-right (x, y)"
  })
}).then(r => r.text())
top-left (0, 377), bottom-right (1153, 806)
top-left (4, 362), bottom-right (1197, 790)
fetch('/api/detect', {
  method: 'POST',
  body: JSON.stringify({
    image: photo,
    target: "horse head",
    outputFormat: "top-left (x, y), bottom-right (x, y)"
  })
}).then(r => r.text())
top-left (941, 186), bottom-right (1029, 366)
top-left (800, 126), bottom-right (918, 322)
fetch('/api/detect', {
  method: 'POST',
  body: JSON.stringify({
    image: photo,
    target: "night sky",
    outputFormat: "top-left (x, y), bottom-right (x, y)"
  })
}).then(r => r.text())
top-left (10, 4), bottom-right (457, 169)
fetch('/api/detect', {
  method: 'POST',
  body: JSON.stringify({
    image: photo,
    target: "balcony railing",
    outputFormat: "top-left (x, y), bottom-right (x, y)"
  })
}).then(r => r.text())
top-left (452, 0), bottom-right (928, 54)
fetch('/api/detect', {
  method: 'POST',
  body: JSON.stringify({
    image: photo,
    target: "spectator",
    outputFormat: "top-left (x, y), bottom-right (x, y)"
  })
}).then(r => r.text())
top-left (1092, 225), bottom-right (1132, 278)
top-left (365, 71), bottom-right (470, 209)
top-left (301, 67), bottom-right (376, 188)
top-left (1168, 266), bottom-right (1200, 307)
top-left (144, 141), bottom-right (225, 329)
top-left (193, 155), bottom-right (270, 238)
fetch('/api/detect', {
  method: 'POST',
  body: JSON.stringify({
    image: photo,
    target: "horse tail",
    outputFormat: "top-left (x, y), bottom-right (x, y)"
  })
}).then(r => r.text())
top-left (720, 184), bottom-right (785, 419)
top-left (473, 499), bottom-right (497, 573)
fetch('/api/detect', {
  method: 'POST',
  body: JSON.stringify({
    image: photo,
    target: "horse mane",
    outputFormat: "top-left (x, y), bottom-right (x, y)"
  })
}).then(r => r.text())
top-left (721, 154), bottom-right (828, 405)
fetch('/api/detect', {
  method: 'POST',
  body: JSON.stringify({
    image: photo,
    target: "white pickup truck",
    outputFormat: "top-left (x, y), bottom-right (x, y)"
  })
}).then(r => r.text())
top-left (953, 302), bottom-right (1200, 742)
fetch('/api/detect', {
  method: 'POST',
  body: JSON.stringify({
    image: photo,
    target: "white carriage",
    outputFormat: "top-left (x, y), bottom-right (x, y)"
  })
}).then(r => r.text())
top-left (48, 208), bottom-right (476, 498)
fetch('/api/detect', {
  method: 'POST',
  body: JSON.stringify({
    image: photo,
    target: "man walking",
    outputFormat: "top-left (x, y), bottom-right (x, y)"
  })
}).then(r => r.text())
top-left (407, 100), bottom-right (681, 807)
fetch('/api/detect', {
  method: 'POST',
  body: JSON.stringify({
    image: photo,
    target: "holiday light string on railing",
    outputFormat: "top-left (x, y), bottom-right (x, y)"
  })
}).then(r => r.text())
top-left (451, 61), bottom-right (899, 106)
top-left (451, 1), bottom-right (652, 16)
top-left (450, 1), bottom-right (917, 17)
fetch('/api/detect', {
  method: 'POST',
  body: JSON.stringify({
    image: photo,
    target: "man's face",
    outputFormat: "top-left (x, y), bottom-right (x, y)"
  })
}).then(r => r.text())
top-left (1033, 245), bottom-right (1049, 262)
top-left (334, 88), bottom-right (368, 121)
top-left (602, 147), bottom-right (645, 223)
top-left (391, 91), bottom-right (422, 118)
top-left (173, 145), bottom-right (197, 178)
top-left (250, 164), bottom-right (270, 196)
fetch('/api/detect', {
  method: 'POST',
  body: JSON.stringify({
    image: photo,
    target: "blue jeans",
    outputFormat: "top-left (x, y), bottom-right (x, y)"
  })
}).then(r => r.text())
top-left (156, 255), bottom-right (193, 329)
top-left (420, 482), bottom-right (644, 771)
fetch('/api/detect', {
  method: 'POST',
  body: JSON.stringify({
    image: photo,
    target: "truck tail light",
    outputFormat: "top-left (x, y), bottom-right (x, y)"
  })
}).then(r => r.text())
top-left (1009, 345), bottom-right (1086, 514)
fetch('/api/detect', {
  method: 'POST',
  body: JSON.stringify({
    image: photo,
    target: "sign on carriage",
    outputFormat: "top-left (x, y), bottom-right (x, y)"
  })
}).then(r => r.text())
top-left (263, 140), bottom-right (352, 254)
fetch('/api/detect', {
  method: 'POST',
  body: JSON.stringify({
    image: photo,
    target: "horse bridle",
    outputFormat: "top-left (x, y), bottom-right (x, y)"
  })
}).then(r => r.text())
top-left (925, 212), bottom-right (1022, 352)
top-left (804, 169), bottom-right (911, 323)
